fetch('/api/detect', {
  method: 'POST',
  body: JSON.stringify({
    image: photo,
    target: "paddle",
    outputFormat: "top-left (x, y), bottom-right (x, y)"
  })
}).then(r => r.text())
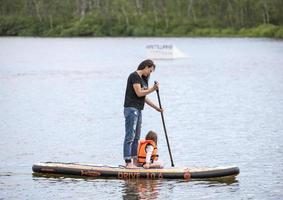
top-left (154, 81), bottom-right (175, 167)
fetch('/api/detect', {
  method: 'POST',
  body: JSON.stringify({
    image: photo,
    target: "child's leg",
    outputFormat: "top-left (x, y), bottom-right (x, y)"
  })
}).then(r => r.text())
top-left (149, 161), bottom-right (163, 169)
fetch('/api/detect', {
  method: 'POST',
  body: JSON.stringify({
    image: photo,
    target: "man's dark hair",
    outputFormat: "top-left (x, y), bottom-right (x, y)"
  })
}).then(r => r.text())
top-left (137, 59), bottom-right (156, 70)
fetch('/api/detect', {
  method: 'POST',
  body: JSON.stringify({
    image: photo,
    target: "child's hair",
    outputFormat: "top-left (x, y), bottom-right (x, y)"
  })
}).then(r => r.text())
top-left (145, 130), bottom-right (158, 144)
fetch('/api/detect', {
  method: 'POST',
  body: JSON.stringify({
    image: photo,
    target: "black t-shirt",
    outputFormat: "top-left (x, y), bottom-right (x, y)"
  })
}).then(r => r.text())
top-left (124, 71), bottom-right (148, 110)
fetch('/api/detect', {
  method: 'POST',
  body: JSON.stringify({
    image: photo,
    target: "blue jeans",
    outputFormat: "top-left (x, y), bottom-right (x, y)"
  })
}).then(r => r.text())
top-left (123, 107), bottom-right (142, 161)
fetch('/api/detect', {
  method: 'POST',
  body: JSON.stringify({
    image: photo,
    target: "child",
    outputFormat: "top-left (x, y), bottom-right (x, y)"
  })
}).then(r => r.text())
top-left (137, 130), bottom-right (163, 169)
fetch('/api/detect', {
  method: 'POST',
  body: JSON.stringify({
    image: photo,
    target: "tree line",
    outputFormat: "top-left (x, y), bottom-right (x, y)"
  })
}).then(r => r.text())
top-left (0, 0), bottom-right (283, 38)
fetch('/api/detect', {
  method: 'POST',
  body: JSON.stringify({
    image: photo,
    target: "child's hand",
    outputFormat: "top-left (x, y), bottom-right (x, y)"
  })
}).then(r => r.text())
top-left (143, 163), bottom-right (150, 169)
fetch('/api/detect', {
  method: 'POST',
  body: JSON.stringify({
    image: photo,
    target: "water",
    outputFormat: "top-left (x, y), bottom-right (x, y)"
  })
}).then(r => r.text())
top-left (0, 37), bottom-right (283, 199)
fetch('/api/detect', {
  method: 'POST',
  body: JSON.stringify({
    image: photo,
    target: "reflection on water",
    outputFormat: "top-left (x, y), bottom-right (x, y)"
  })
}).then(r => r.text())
top-left (122, 179), bottom-right (160, 200)
top-left (32, 173), bottom-right (239, 200)
top-left (121, 178), bottom-right (239, 200)
top-left (191, 178), bottom-right (238, 186)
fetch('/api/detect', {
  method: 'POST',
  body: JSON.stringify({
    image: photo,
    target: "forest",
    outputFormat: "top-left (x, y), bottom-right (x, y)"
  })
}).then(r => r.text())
top-left (0, 0), bottom-right (283, 38)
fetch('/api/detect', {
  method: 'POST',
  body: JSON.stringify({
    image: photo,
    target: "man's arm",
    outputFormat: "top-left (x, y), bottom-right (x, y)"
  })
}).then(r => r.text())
top-left (133, 83), bottom-right (158, 97)
top-left (145, 97), bottom-right (163, 112)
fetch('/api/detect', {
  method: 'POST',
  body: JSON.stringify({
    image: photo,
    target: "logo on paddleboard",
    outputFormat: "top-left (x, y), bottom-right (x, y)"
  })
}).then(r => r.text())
top-left (81, 170), bottom-right (101, 177)
top-left (41, 168), bottom-right (55, 172)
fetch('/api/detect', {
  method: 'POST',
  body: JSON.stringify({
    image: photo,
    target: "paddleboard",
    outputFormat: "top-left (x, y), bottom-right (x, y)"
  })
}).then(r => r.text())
top-left (32, 162), bottom-right (239, 180)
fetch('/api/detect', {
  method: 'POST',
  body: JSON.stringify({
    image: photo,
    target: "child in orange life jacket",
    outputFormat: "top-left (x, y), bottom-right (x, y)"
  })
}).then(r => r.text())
top-left (137, 130), bottom-right (163, 169)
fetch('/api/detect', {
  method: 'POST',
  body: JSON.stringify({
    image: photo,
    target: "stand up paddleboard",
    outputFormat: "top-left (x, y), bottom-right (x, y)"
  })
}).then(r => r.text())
top-left (32, 162), bottom-right (239, 180)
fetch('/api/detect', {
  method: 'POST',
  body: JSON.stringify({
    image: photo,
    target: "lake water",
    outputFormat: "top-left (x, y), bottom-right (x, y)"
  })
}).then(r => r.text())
top-left (0, 37), bottom-right (283, 199)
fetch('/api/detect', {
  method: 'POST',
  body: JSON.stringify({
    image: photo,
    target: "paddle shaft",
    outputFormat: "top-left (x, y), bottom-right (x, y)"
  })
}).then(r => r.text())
top-left (155, 88), bottom-right (175, 167)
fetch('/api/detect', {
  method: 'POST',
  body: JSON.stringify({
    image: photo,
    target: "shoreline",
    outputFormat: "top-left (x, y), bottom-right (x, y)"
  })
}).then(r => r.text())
top-left (1, 22), bottom-right (283, 39)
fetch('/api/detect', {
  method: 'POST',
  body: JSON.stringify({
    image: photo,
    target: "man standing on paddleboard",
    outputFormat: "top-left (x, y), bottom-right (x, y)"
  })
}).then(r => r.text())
top-left (123, 59), bottom-right (163, 168)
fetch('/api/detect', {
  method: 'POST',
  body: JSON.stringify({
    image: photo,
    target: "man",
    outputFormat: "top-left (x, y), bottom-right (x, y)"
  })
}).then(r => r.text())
top-left (123, 59), bottom-right (163, 168)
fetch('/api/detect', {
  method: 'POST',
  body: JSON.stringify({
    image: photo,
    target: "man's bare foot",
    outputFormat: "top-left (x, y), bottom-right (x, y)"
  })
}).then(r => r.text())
top-left (132, 158), bottom-right (139, 166)
top-left (125, 162), bottom-right (138, 169)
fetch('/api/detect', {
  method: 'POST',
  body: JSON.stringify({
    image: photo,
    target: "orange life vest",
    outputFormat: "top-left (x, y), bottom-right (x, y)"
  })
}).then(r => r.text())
top-left (137, 139), bottom-right (158, 164)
